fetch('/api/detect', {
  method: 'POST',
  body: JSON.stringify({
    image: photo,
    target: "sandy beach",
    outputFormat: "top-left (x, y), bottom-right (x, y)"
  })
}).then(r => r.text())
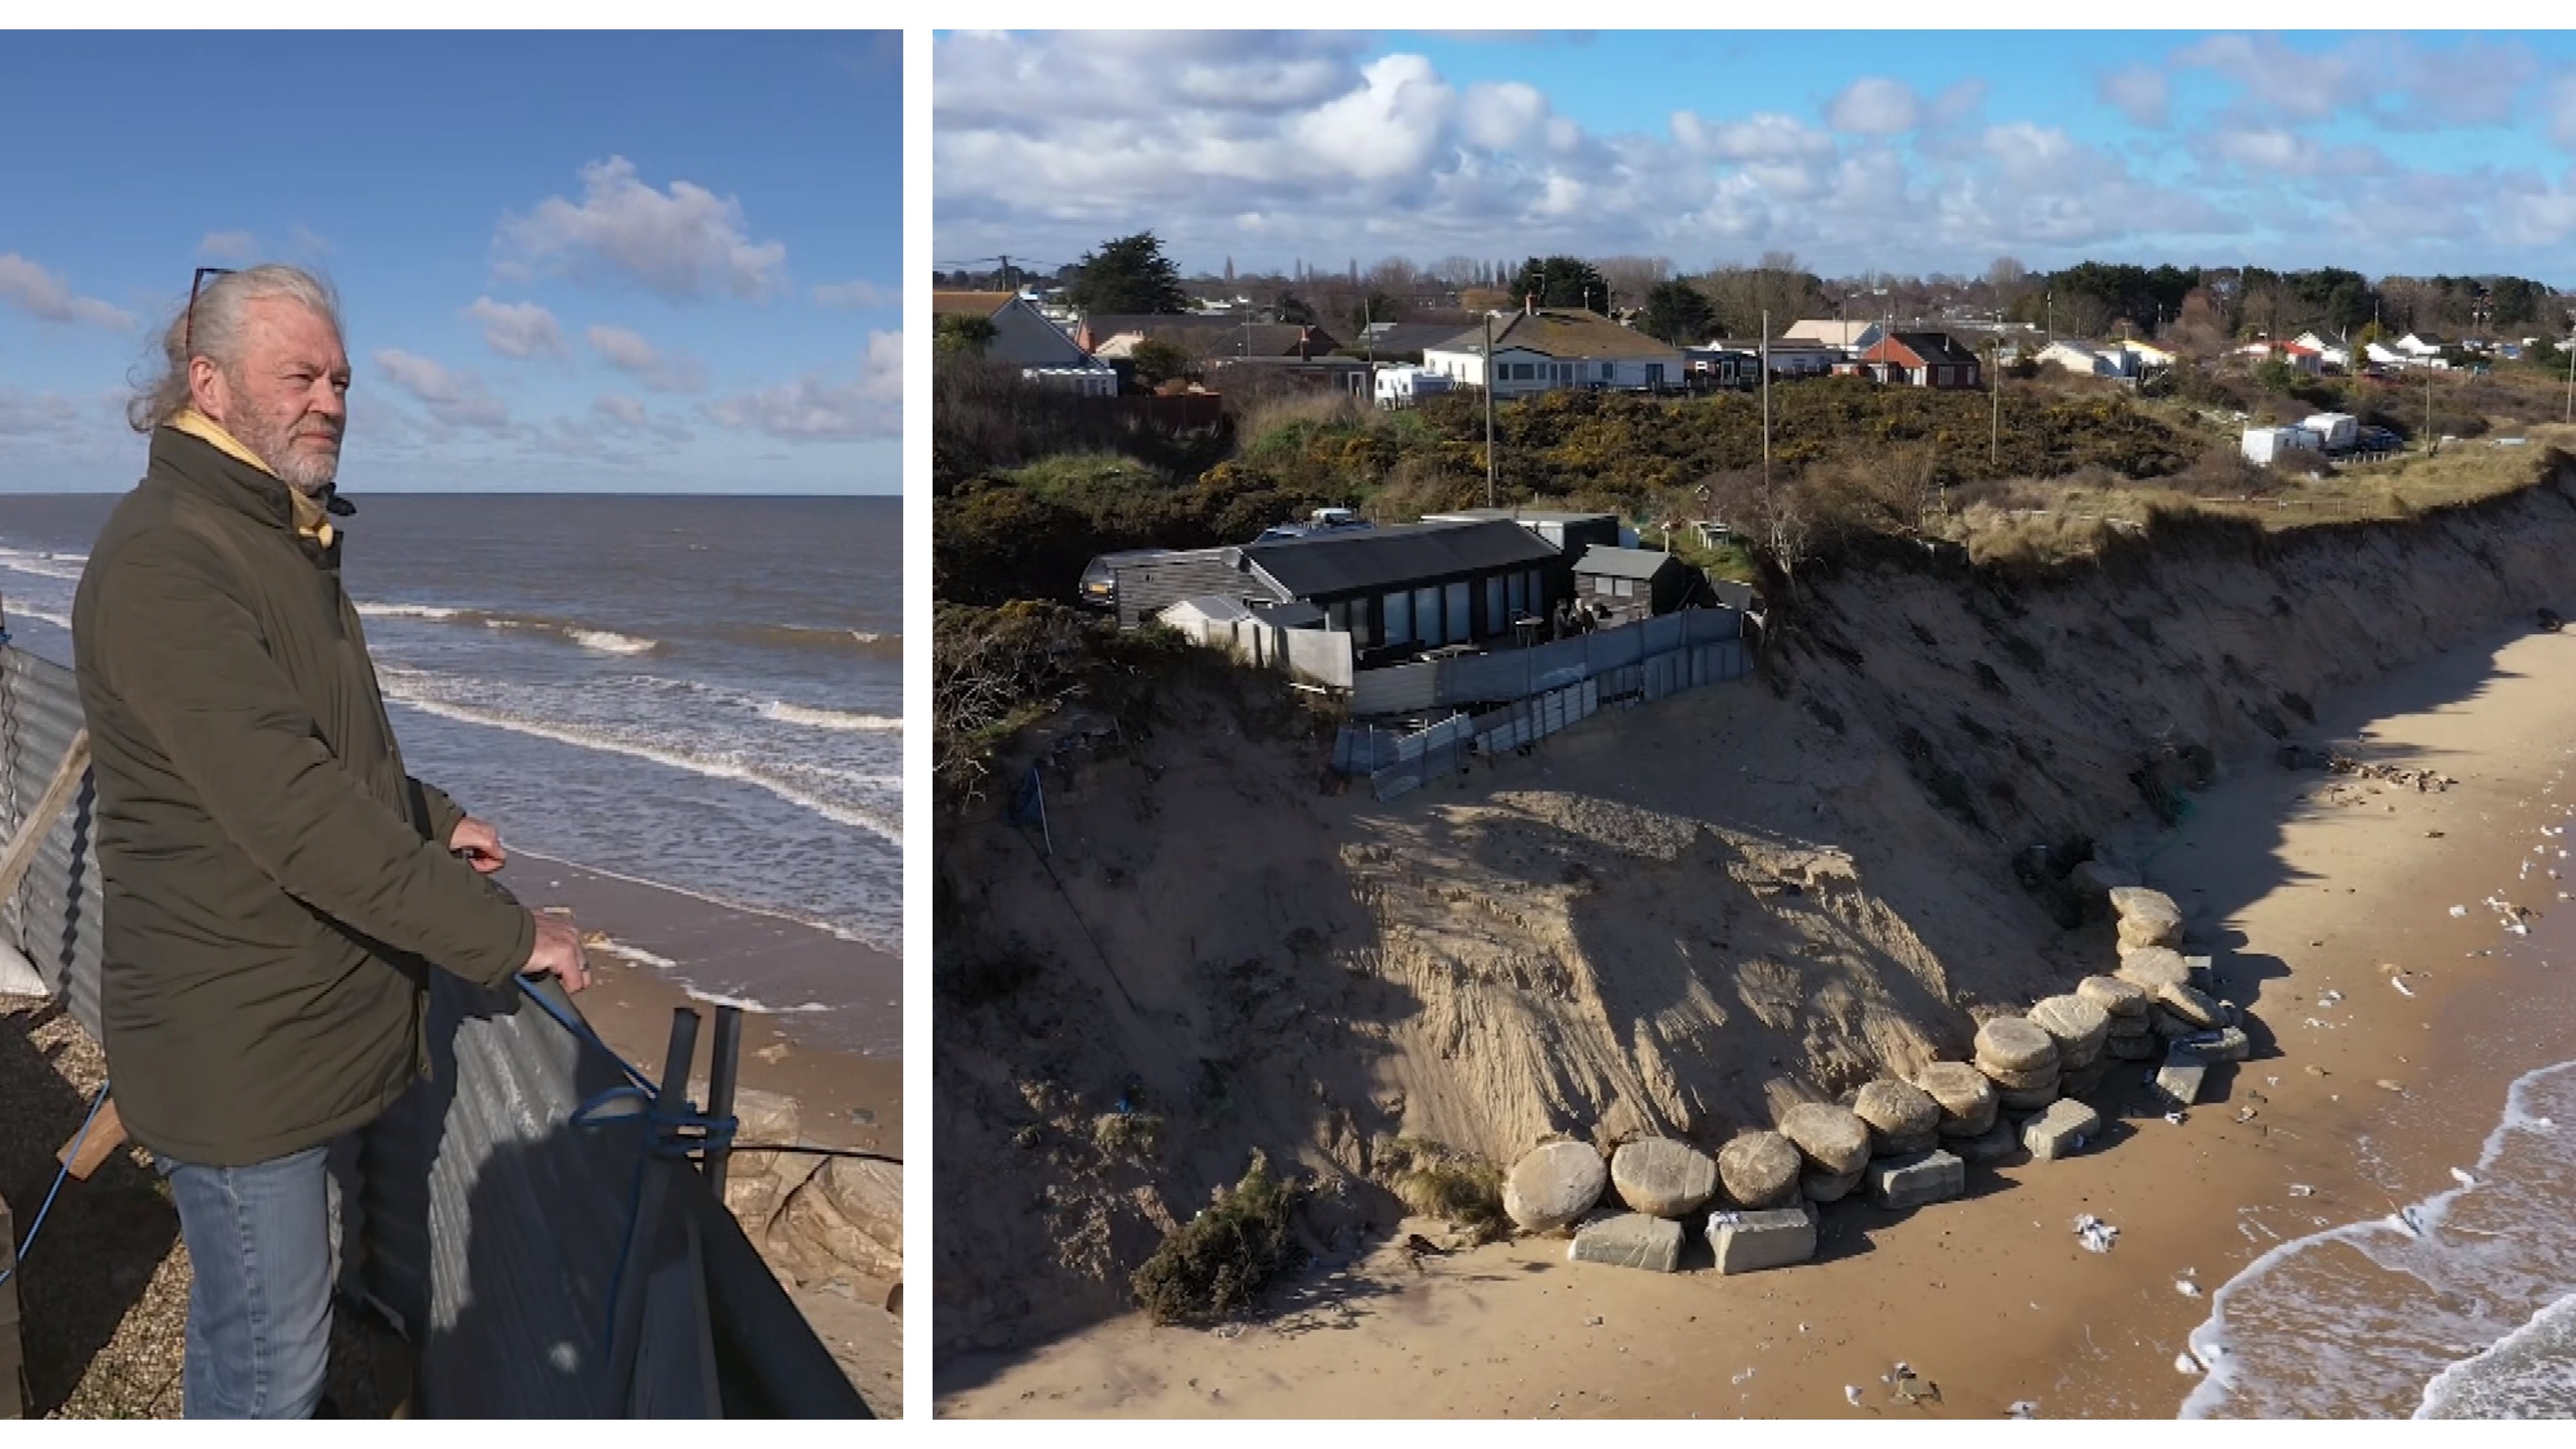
top-left (937, 614), bottom-right (2576, 1420)
top-left (2, 855), bottom-right (902, 1418)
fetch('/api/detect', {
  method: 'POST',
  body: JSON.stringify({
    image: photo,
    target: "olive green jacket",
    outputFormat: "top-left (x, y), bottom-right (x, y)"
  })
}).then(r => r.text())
top-left (71, 426), bottom-right (537, 1166)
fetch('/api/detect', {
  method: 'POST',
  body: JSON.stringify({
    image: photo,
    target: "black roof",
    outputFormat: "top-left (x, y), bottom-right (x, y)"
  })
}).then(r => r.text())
top-left (1242, 520), bottom-right (1563, 600)
top-left (1890, 330), bottom-right (1981, 367)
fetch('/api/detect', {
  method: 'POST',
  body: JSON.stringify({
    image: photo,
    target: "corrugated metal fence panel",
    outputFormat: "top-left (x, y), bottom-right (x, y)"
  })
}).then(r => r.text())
top-left (0, 647), bottom-right (104, 1037)
top-left (1350, 661), bottom-right (1440, 716)
top-left (0, 645), bottom-right (864, 1418)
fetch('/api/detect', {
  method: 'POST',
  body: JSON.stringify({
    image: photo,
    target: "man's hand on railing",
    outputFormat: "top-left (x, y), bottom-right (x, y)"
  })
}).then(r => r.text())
top-left (448, 815), bottom-right (508, 874)
top-left (521, 911), bottom-right (592, 993)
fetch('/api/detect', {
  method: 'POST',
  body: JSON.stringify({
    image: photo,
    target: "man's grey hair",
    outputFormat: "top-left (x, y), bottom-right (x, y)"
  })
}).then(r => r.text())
top-left (127, 265), bottom-right (343, 434)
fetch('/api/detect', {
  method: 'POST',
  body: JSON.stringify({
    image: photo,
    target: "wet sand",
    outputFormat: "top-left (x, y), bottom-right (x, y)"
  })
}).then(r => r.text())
top-left (937, 616), bottom-right (2576, 1420)
top-left (518, 852), bottom-right (903, 1159)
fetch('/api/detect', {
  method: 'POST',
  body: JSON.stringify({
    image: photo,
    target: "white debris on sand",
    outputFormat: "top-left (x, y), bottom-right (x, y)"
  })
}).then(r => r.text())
top-left (2450, 905), bottom-right (2469, 918)
top-left (2007, 1401), bottom-right (2040, 1419)
top-left (2074, 1214), bottom-right (2120, 1253)
top-left (2175, 1351), bottom-right (2203, 1375)
top-left (2393, 977), bottom-right (2418, 998)
top-left (1845, 1385), bottom-right (1864, 1407)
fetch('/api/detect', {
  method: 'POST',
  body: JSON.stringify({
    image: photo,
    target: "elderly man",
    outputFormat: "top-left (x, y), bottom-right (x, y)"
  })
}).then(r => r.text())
top-left (70, 264), bottom-right (591, 1418)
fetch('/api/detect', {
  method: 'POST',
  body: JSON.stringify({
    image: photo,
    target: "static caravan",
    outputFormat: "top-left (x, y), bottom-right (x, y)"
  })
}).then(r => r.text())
top-left (2241, 425), bottom-right (2325, 465)
top-left (2299, 412), bottom-right (2359, 452)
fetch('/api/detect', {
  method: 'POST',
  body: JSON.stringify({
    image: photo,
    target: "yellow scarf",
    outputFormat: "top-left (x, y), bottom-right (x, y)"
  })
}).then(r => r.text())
top-left (167, 409), bottom-right (335, 548)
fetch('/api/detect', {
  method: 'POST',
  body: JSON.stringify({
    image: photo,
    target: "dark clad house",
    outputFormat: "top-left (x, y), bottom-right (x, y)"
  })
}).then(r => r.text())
top-left (1573, 545), bottom-right (1698, 623)
top-left (1079, 520), bottom-right (1569, 658)
top-left (1242, 521), bottom-right (1568, 658)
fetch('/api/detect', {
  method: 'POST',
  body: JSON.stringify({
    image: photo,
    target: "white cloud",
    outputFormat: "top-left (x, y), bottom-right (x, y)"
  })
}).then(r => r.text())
top-left (465, 297), bottom-right (567, 359)
top-left (1671, 110), bottom-right (1834, 163)
top-left (496, 156), bottom-right (788, 302)
top-left (587, 394), bottom-right (695, 444)
top-left (200, 231), bottom-right (258, 262)
top-left (0, 253), bottom-right (136, 330)
top-left (936, 30), bottom-right (1369, 126)
top-left (701, 330), bottom-right (899, 443)
top-left (2100, 66), bottom-right (2170, 128)
top-left (585, 324), bottom-right (708, 394)
top-left (371, 349), bottom-right (510, 430)
top-left (812, 279), bottom-right (893, 309)
top-left (1826, 77), bottom-right (1919, 136)
top-left (2553, 73), bottom-right (2576, 152)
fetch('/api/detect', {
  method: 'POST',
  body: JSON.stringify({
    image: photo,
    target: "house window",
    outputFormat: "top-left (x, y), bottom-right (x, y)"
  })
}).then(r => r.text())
top-left (1484, 575), bottom-right (1504, 634)
top-left (1414, 586), bottom-right (1441, 645)
top-left (1645, 363), bottom-right (1664, 385)
top-left (1610, 576), bottom-right (1633, 598)
top-left (1383, 590), bottom-right (1412, 647)
top-left (1602, 362), bottom-right (1614, 381)
top-left (1445, 581), bottom-right (1471, 645)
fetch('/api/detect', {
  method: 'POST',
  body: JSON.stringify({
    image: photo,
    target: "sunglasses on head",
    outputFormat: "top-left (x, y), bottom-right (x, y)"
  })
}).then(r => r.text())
top-left (183, 266), bottom-right (236, 356)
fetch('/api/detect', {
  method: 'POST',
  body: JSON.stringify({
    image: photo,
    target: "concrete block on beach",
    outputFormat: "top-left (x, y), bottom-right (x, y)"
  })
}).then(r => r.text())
top-left (2176, 1026), bottom-right (2252, 1065)
top-left (1708, 1205), bottom-right (1819, 1275)
top-left (1955, 1116), bottom-right (2021, 1164)
top-left (1801, 1165), bottom-right (1864, 1204)
top-left (1568, 1212), bottom-right (1683, 1273)
top-left (1853, 1079), bottom-right (1942, 1157)
top-left (2110, 887), bottom-right (2185, 949)
top-left (1717, 1131), bottom-right (1804, 1210)
top-left (1778, 1102), bottom-right (1872, 1177)
top-left (1864, 1150), bottom-right (1965, 1209)
top-left (2157, 981), bottom-right (2226, 1031)
top-left (1912, 1061), bottom-right (1999, 1138)
top-left (1610, 1138), bottom-right (1718, 1218)
top-left (2156, 1049), bottom-right (2210, 1108)
top-left (1974, 1017), bottom-right (2060, 1075)
top-left (2022, 1099), bottom-right (2102, 1161)
top-left (1504, 1141), bottom-right (1607, 1232)
top-left (2117, 948), bottom-right (2193, 993)
top-left (2077, 975), bottom-right (2150, 1018)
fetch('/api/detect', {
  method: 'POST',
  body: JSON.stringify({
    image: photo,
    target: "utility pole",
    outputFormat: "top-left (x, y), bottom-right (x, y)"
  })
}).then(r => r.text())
top-left (2424, 371), bottom-right (2436, 457)
top-left (1761, 308), bottom-right (1773, 489)
top-left (2565, 333), bottom-right (2574, 425)
top-left (1484, 312), bottom-right (1499, 509)
top-left (1990, 337), bottom-right (2001, 468)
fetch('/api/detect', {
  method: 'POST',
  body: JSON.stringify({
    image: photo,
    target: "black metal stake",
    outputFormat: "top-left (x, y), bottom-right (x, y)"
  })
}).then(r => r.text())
top-left (704, 1006), bottom-right (743, 1197)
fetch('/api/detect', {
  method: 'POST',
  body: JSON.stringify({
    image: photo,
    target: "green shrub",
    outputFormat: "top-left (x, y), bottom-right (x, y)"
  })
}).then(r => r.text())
top-left (1376, 1138), bottom-right (1507, 1242)
top-left (1131, 1151), bottom-right (1303, 1323)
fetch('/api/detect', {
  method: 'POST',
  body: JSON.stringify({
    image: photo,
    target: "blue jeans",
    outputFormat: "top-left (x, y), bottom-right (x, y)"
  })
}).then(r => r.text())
top-left (157, 1140), bottom-right (355, 1418)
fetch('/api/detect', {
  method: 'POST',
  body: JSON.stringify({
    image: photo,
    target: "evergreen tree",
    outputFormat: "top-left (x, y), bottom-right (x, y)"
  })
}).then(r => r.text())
top-left (1639, 279), bottom-right (1717, 345)
top-left (1506, 256), bottom-right (1612, 310)
top-left (1065, 231), bottom-right (1192, 315)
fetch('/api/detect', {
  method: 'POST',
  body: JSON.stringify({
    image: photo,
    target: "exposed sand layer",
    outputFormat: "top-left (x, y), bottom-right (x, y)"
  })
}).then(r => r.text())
top-left (933, 466), bottom-right (2576, 1409)
top-left (2, 859), bottom-right (900, 1418)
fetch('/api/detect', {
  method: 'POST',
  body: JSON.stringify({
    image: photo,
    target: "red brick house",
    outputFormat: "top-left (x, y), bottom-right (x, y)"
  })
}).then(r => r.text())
top-left (1854, 330), bottom-right (1984, 389)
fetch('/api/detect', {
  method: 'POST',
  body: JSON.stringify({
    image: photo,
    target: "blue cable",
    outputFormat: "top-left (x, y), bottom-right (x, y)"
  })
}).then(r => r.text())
top-left (510, 976), bottom-right (735, 1362)
top-left (2, 1078), bottom-right (110, 1288)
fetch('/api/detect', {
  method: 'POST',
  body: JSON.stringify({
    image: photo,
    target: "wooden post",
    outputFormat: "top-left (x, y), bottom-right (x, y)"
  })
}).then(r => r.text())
top-left (0, 729), bottom-right (88, 905)
top-left (2, 1188), bottom-right (24, 1419)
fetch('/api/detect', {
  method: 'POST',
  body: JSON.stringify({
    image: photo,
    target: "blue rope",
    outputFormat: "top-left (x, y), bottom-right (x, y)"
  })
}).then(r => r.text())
top-left (509, 976), bottom-right (735, 1364)
top-left (2, 1078), bottom-right (110, 1288)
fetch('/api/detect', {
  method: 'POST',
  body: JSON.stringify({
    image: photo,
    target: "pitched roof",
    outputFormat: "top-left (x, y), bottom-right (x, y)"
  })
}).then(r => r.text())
top-left (1243, 520), bottom-right (1564, 600)
top-left (1092, 319), bottom-right (1342, 357)
top-left (1884, 330), bottom-right (1981, 367)
top-left (1574, 544), bottom-right (1681, 581)
top-left (1780, 319), bottom-right (1878, 347)
top-left (1428, 308), bottom-right (1683, 363)
top-left (1352, 322), bottom-right (1471, 357)
top-left (932, 290), bottom-right (1016, 318)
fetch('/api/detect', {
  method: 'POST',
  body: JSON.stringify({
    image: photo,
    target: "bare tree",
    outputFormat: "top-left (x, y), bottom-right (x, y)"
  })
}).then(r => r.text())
top-left (1594, 255), bottom-right (1675, 311)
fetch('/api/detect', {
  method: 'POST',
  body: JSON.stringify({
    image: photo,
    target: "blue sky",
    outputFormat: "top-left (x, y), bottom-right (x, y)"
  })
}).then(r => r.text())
top-left (1, 31), bottom-right (901, 494)
top-left (935, 30), bottom-right (2576, 284)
